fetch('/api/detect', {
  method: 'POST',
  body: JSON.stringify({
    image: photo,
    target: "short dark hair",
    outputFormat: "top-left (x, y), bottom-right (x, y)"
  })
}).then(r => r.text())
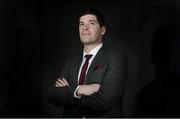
top-left (79, 9), bottom-right (105, 27)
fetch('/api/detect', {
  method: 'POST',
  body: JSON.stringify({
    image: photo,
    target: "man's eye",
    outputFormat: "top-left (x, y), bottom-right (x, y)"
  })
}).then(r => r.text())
top-left (79, 24), bottom-right (84, 26)
top-left (91, 22), bottom-right (95, 25)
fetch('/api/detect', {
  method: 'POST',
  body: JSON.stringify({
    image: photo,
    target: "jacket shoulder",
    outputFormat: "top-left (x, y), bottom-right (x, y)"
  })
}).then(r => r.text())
top-left (103, 47), bottom-right (127, 59)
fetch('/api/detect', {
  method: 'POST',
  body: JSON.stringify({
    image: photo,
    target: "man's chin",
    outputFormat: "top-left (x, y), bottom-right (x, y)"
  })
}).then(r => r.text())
top-left (81, 42), bottom-right (92, 45)
top-left (80, 40), bottom-right (92, 45)
top-left (80, 39), bottom-right (101, 46)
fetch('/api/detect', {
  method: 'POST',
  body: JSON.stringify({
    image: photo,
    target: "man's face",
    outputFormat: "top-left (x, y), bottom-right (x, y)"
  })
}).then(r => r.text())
top-left (79, 14), bottom-right (106, 45)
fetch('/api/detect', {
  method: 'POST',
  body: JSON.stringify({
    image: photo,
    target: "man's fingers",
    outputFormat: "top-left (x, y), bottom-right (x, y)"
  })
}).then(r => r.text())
top-left (62, 78), bottom-right (69, 87)
top-left (57, 79), bottom-right (67, 86)
top-left (55, 78), bottom-right (70, 87)
top-left (95, 84), bottom-right (100, 88)
top-left (55, 81), bottom-right (63, 87)
top-left (77, 84), bottom-right (101, 96)
top-left (92, 84), bottom-right (100, 92)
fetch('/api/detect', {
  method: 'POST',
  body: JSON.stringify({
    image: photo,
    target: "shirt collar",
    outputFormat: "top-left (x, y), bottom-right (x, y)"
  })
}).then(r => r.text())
top-left (83, 42), bottom-right (103, 58)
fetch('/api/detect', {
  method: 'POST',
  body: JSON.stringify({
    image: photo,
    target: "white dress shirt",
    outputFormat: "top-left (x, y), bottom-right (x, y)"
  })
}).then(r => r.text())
top-left (74, 43), bottom-right (103, 98)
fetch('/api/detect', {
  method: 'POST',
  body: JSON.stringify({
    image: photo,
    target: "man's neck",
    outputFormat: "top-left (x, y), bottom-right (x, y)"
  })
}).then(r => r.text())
top-left (84, 43), bottom-right (101, 54)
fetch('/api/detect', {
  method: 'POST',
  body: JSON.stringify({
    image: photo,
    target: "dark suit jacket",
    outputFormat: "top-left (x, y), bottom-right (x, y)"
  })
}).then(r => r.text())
top-left (47, 46), bottom-right (128, 117)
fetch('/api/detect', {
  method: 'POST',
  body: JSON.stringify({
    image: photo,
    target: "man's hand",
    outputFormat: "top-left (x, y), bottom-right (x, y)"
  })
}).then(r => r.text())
top-left (77, 84), bottom-right (100, 96)
top-left (55, 78), bottom-right (69, 87)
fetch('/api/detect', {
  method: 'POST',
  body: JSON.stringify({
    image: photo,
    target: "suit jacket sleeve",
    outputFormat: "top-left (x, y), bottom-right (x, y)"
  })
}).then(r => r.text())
top-left (47, 59), bottom-right (74, 106)
top-left (81, 52), bottom-right (128, 111)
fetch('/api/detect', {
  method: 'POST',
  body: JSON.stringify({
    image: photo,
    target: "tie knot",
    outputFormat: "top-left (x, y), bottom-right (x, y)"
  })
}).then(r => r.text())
top-left (85, 54), bottom-right (93, 61)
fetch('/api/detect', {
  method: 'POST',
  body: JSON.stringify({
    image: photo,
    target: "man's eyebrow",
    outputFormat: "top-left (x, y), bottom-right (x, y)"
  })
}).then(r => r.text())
top-left (79, 20), bottom-right (97, 24)
top-left (89, 20), bottom-right (97, 23)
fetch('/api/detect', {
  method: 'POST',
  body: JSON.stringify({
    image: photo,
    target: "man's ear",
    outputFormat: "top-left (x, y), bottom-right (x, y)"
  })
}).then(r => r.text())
top-left (101, 26), bottom-right (106, 35)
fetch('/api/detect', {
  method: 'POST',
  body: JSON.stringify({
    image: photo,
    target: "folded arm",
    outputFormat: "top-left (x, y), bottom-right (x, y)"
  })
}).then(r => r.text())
top-left (47, 59), bottom-right (74, 106)
top-left (80, 53), bottom-right (128, 111)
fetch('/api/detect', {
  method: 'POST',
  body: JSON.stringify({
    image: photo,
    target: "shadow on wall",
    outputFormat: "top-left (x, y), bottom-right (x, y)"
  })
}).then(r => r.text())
top-left (136, 26), bottom-right (180, 117)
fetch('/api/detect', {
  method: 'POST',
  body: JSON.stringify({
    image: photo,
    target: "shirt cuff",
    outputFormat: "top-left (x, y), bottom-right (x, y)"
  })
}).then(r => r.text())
top-left (74, 85), bottom-right (82, 99)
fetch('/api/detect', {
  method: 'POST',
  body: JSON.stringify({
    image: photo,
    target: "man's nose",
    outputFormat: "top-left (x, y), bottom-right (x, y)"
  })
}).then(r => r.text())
top-left (83, 25), bottom-right (89, 30)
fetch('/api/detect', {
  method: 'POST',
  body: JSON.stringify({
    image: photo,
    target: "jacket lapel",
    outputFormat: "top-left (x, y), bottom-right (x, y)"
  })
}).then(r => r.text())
top-left (85, 47), bottom-right (107, 84)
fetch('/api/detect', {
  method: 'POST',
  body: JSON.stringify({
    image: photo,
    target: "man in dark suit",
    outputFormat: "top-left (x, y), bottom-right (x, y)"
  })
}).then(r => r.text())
top-left (47, 9), bottom-right (128, 118)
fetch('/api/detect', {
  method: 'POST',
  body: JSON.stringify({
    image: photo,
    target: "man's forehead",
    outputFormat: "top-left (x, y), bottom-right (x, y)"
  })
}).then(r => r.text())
top-left (79, 14), bottom-right (98, 22)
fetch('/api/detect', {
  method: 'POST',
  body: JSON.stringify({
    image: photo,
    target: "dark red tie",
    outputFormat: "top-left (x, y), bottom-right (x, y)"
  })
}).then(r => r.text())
top-left (79, 54), bottom-right (93, 85)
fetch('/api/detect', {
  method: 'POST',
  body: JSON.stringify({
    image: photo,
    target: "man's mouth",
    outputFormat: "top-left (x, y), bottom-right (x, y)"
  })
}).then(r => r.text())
top-left (82, 32), bottom-right (91, 36)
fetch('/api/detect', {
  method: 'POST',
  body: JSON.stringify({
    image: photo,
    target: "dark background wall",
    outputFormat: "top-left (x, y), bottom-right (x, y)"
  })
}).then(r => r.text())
top-left (0, 0), bottom-right (43, 117)
top-left (0, 0), bottom-right (179, 117)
